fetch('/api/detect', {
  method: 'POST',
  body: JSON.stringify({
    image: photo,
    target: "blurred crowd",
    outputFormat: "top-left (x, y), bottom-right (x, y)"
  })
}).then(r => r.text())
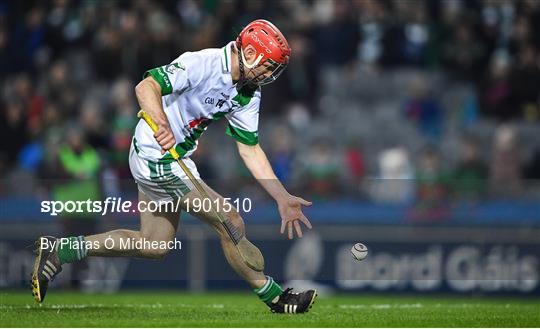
top-left (0, 0), bottom-right (539, 205)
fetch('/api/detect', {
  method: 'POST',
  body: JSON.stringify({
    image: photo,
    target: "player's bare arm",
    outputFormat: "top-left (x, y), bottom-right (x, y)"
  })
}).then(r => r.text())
top-left (237, 142), bottom-right (313, 239)
top-left (135, 76), bottom-right (175, 154)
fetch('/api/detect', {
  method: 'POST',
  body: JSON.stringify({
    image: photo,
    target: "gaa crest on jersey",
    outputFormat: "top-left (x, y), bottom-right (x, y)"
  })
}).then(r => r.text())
top-left (165, 63), bottom-right (184, 74)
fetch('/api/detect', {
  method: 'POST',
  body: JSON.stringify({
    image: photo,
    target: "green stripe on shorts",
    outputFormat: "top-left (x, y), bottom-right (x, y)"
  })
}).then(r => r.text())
top-left (148, 161), bottom-right (191, 200)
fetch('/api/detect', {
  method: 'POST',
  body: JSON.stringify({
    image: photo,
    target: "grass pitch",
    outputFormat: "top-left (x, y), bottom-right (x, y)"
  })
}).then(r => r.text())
top-left (1, 291), bottom-right (539, 327)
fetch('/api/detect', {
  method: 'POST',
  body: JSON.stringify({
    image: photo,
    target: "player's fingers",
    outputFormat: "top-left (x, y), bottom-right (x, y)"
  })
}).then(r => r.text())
top-left (156, 127), bottom-right (173, 138)
top-left (159, 135), bottom-right (175, 147)
top-left (154, 128), bottom-right (166, 138)
top-left (162, 140), bottom-right (175, 150)
top-left (158, 142), bottom-right (169, 152)
top-left (287, 222), bottom-right (293, 240)
top-left (167, 135), bottom-right (176, 145)
top-left (157, 132), bottom-right (174, 143)
top-left (293, 220), bottom-right (303, 238)
top-left (280, 220), bottom-right (286, 234)
top-left (300, 214), bottom-right (313, 229)
top-left (156, 134), bottom-right (167, 143)
top-left (298, 197), bottom-right (313, 206)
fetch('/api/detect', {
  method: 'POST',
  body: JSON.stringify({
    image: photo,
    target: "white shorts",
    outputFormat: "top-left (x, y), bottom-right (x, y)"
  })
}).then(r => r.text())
top-left (129, 141), bottom-right (200, 202)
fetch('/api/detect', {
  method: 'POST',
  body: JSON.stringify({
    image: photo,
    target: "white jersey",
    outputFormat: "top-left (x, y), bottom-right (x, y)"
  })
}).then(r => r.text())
top-left (133, 42), bottom-right (260, 164)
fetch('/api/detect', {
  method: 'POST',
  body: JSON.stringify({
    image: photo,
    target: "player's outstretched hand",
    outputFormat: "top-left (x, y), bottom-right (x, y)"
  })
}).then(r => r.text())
top-left (278, 195), bottom-right (313, 239)
top-left (154, 124), bottom-right (176, 154)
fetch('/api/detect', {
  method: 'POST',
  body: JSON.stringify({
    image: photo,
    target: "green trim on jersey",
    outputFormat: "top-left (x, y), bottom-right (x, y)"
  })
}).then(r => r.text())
top-left (144, 67), bottom-right (173, 95)
top-left (226, 124), bottom-right (258, 145)
top-left (133, 137), bottom-right (140, 154)
top-left (159, 111), bottom-right (230, 164)
top-left (227, 86), bottom-right (258, 145)
top-left (223, 47), bottom-right (229, 72)
top-left (144, 62), bottom-right (185, 96)
top-left (232, 85), bottom-right (257, 107)
top-left (160, 135), bottom-right (197, 164)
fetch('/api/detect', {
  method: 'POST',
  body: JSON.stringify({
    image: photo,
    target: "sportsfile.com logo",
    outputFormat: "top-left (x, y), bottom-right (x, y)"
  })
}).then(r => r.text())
top-left (40, 197), bottom-right (252, 216)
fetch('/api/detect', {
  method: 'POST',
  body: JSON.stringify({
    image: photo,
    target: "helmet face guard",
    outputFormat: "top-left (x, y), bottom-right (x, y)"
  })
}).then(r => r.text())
top-left (239, 46), bottom-right (288, 87)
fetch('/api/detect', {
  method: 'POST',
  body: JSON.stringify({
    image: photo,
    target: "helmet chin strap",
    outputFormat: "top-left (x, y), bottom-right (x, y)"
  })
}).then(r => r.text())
top-left (237, 51), bottom-right (249, 90)
top-left (237, 46), bottom-right (264, 89)
top-left (241, 50), bottom-right (264, 69)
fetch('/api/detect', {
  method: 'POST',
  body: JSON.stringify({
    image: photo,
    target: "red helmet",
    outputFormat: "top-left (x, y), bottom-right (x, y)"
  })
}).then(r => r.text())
top-left (236, 19), bottom-right (291, 86)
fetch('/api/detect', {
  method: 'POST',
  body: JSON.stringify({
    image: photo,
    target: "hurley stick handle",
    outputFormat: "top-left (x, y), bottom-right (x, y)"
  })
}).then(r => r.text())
top-left (137, 110), bottom-right (203, 195)
top-left (137, 110), bottom-right (181, 160)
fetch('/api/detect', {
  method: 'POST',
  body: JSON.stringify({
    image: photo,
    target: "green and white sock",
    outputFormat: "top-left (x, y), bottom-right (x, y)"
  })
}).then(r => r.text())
top-left (254, 276), bottom-right (283, 305)
top-left (56, 236), bottom-right (88, 264)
